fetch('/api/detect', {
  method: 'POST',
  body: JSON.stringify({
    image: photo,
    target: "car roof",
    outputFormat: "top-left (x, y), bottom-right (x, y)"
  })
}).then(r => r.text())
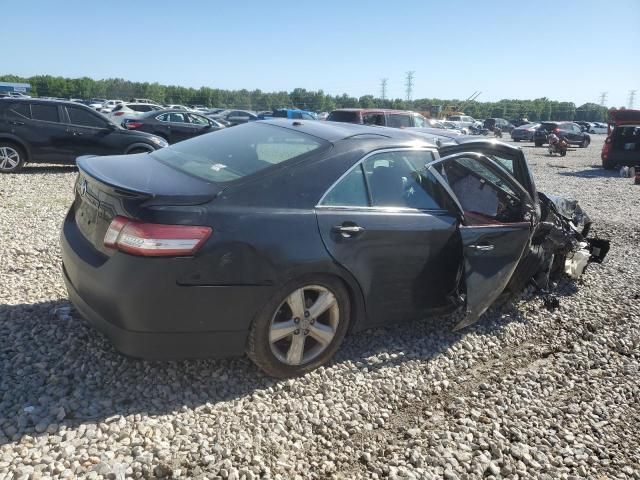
top-left (260, 118), bottom-right (438, 146)
top-left (330, 108), bottom-right (419, 115)
top-left (0, 97), bottom-right (90, 108)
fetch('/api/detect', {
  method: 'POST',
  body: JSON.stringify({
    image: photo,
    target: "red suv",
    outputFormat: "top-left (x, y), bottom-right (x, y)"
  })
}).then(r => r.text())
top-left (602, 109), bottom-right (640, 170)
top-left (327, 108), bottom-right (429, 128)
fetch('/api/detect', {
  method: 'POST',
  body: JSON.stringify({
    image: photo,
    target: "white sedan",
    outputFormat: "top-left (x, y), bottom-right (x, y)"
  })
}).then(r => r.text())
top-left (589, 122), bottom-right (608, 134)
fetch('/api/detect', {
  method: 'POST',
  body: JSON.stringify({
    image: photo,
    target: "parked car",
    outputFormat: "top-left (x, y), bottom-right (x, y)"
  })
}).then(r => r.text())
top-left (510, 119), bottom-right (531, 128)
top-left (209, 109), bottom-right (258, 126)
top-left (327, 108), bottom-right (428, 128)
top-left (484, 118), bottom-right (515, 133)
top-left (573, 121), bottom-right (592, 132)
top-left (446, 115), bottom-right (477, 130)
top-left (601, 109), bottom-right (640, 169)
top-left (59, 119), bottom-right (603, 377)
top-left (510, 123), bottom-right (540, 142)
top-left (164, 104), bottom-right (192, 111)
top-left (123, 110), bottom-right (225, 144)
top-left (0, 98), bottom-right (168, 172)
top-left (130, 98), bottom-right (161, 106)
top-left (98, 99), bottom-right (124, 113)
top-left (107, 103), bottom-right (164, 124)
top-left (259, 109), bottom-right (317, 120)
top-left (533, 122), bottom-right (591, 147)
top-left (589, 122), bottom-right (608, 134)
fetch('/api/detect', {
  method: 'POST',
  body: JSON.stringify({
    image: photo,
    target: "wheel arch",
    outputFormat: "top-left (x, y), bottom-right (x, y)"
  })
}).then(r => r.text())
top-left (0, 134), bottom-right (31, 161)
top-left (124, 142), bottom-right (156, 154)
top-left (270, 263), bottom-right (368, 335)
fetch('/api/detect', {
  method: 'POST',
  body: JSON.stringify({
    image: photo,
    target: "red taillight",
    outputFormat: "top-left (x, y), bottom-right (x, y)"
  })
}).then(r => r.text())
top-left (124, 121), bottom-right (143, 129)
top-left (114, 112), bottom-right (125, 116)
top-left (104, 216), bottom-right (212, 256)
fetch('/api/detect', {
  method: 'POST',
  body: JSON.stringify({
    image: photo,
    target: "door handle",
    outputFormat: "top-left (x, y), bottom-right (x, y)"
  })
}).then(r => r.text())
top-left (8, 121), bottom-right (24, 126)
top-left (332, 225), bottom-right (365, 238)
top-left (469, 243), bottom-right (494, 252)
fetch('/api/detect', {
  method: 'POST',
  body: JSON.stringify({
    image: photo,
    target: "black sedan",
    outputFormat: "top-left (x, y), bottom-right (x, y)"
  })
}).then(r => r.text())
top-left (123, 110), bottom-right (225, 144)
top-left (533, 122), bottom-right (591, 147)
top-left (60, 120), bottom-right (600, 377)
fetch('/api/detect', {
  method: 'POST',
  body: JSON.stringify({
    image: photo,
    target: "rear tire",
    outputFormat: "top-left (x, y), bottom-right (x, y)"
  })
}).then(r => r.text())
top-left (127, 147), bottom-right (153, 155)
top-left (581, 138), bottom-right (590, 148)
top-left (513, 139), bottom-right (520, 142)
top-left (247, 275), bottom-right (350, 378)
top-left (535, 141), bottom-right (543, 147)
top-left (560, 150), bottom-right (567, 157)
top-left (602, 159), bottom-right (616, 170)
top-left (0, 142), bottom-right (26, 173)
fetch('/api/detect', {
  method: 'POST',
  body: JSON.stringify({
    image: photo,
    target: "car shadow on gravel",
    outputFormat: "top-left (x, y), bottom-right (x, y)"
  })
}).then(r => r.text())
top-left (20, 165), bottom-right (77, 174)
top-left (0, 279), bottom-right (580, 445)
top-left (557, 167), bottom-right (620, 179)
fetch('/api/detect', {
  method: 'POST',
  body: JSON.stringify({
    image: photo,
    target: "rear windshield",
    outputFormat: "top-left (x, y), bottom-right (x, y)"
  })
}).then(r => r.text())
top-left (327, 111), bottom-right (360, 123)
top-left (540, 123), bottom-right (558, 130)
top-left (151, 123), bottom-right (328, 183)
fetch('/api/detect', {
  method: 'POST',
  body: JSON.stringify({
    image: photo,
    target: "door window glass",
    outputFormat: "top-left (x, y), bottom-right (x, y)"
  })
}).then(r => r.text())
top-left (7, 103), bottom-right (31, 119)
top-left (363, 113), bottom-right (384, 126)
top-left (301, 112), bottom-right (315, 120)
top-left (31, 104), bottom-right (59, 122)
top-left (321, 165), bottom-right (369, 207)
top-left (413, 115), bottom-right (427, 127)
top-left (362, 150), bottom-right (451, 210)
top-left (157, 113), bottom-right (169, 122)
top-left (436, 156), bottom-right (523, 224)
top-left (67, 107), bottom-right (107, 128)
top-left (387, 115), bottom-right (412, 128)
top-left (168, 113), bottom-right (188, 123)
top-left (189, 114), bottom-right (209, 125)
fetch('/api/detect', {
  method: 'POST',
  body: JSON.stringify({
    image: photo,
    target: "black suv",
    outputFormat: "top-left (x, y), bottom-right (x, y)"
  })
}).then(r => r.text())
top-left (0, 99), bottom-right (168, 173)
top-left (533, 121), bottom-right (591, 148)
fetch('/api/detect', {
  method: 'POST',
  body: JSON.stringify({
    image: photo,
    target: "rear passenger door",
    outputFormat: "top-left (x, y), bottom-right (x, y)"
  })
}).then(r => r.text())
top-left (316, 149), bottom-right (463, 326)
top-left (26, 103), bottom-right (74, 163)
top-left (164, 112), bottom-right (195, 143)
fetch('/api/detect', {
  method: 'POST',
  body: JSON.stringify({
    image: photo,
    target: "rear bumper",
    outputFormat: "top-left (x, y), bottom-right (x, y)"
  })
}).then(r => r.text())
top-left (603, 151), bottom-right (640, 167)
top-left (60, 208), bottom-right (274, 360)
top-left (63, 267), bottom-right (248, 359)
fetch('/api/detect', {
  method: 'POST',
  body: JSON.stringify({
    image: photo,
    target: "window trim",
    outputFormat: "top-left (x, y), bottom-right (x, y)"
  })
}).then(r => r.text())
top-left (29, 103), bottom-right (62, 124)
top-left (316, 147), bottom-right (446, 212)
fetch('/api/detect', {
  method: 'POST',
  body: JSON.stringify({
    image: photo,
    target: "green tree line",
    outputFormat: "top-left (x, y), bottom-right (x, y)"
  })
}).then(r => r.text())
top-left (0, 74), bottom-right (609, 122)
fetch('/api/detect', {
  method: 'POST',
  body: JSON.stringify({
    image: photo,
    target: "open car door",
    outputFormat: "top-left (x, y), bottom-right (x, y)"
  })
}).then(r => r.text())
top-left (428, 152), bottom-right (538, 330)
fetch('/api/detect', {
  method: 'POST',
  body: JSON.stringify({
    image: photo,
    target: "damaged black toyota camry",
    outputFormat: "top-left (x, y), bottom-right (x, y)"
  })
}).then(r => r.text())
top-left (60, 120), bottom-right (608, 377)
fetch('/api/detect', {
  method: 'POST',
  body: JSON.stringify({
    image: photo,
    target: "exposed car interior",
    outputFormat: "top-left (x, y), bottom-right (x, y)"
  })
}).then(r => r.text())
top-left (436, 157), bottom-right (526, 225)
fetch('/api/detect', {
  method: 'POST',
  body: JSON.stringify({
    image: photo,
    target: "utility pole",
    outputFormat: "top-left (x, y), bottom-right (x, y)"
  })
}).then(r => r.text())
top-left (598, 92), bottom-right (608, 107)
top-left (628, 90), bottom-right (636, 109)
top-left (405, 71), bottom-right (415, 102)
top-left (380, 78), bottom-right (388, 101)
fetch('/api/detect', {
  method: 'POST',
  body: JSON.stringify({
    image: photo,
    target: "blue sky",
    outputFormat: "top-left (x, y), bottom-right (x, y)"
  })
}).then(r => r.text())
top-left (4, 0), bottom-right (639, 107)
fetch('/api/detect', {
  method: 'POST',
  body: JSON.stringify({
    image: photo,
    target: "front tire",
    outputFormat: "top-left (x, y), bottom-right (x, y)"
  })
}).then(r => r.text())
top-left (0, 142), bottom-right (26, 173)
top-left (247, 275), bottom-right (351, 378)
top-left (581, 138), bottom-right (590, 148)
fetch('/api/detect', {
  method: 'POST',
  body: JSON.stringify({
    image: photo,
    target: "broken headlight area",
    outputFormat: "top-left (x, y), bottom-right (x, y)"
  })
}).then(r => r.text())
top-left (504, 192), bottom-right (610, 295)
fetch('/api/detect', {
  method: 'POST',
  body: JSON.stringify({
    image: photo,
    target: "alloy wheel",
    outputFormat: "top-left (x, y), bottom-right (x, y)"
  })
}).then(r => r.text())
top-left (269, 285), bottom-right (340, 365)
top-left (0, 146), bottom-right (21, 171)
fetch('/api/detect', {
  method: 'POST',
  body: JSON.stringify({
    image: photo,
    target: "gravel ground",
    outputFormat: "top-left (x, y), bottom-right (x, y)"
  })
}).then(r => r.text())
top-left (0, 136), bottom-right (638, 479)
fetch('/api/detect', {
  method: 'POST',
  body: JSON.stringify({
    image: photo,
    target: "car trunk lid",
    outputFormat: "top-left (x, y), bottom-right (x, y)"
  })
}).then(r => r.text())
top-left (73, 153), bottom-right (220, 254)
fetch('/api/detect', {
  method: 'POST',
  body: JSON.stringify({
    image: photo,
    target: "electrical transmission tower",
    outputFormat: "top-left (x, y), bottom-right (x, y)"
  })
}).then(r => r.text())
top-left (629, 90), bottom-right (636, 109)
top-left (598, 92), bottom-right (608, 107)
top-left (380, 78), bottom-right (388, 100)
top-left (405, 71), bottom-right (415, 102)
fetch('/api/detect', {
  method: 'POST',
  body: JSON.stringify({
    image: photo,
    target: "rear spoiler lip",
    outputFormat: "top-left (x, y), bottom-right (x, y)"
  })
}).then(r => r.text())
top-left (76, 155), bottom-right (219, 206)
